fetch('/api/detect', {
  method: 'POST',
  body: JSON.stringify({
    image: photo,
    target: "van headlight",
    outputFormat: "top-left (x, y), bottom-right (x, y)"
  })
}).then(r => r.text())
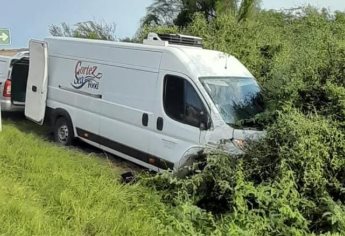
top-left (231, 139), bottom-right (247, 150)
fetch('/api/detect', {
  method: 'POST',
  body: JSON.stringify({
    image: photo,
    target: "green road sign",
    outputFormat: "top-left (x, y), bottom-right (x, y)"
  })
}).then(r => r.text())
top-left (0, 29), bottom-right (10, 45)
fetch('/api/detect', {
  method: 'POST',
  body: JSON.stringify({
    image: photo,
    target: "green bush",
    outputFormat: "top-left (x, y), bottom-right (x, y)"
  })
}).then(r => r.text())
top-left (141, 7), bottom-right (345, 235)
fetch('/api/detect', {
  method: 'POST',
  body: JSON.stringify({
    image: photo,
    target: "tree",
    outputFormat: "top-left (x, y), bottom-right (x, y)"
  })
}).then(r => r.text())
top-left (216, 0), bottom-right (260, 22)
top-left (142, 0), bottom-right (260, 27)
top-left (142, 0), bottom-right (183, 26)
top-left (49, 21), bottom-right (116, 41)
top-left (174, 0), bottom-right (217, 26)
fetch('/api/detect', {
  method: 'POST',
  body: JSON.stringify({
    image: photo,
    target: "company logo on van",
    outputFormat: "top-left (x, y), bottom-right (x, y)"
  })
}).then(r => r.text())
top-left (72, 61), bottom-right (103, 89)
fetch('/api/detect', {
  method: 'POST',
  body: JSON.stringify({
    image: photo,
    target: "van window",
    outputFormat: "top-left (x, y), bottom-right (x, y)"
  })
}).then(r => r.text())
top-left (164, 75), bottom-right (205, 128)
top-left (200, 77), bottom-right (264, 127)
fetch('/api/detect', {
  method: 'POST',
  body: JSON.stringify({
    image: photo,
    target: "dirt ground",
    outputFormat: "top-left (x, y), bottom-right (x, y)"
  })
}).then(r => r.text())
top-left (0, 49), bottom-right (17, 56)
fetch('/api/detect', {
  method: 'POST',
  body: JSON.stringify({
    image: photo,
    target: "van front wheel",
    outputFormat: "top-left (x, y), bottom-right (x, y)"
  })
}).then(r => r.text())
top-left (54, 117), bottom-right (74, 146)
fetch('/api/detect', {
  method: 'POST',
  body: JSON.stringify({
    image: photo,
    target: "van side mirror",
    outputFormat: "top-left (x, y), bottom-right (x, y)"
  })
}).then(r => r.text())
top-left (199, 111), bottom-right (211, 130)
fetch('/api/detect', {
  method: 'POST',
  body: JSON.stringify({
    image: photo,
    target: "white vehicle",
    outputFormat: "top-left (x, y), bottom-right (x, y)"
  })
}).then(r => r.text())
top-left (15, 34), bottom-right (264, 171)
top-left (0, 56), bottom-right (11, 82)
top-left (0, 51), bottom-right (29, 111)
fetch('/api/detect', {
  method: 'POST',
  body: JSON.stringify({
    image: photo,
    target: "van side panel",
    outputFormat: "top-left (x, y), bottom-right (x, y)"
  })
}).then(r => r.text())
top-left (99, 65), bottom-right (159, 159)
top-left (102, 67), bottom-right (159, 111)
top-left (46, 39), bottom-right (172, 169)
top-left (46, 38), bottom-right (162, 72)
top-left (47, 56), bottom-right (103, 138)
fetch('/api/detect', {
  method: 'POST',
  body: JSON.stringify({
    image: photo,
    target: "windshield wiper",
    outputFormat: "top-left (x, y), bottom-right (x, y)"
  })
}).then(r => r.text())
top-left (227, 119), bottom-right (262, 130)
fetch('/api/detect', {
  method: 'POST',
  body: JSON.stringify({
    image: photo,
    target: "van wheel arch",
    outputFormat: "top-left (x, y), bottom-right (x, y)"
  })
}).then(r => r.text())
top-left (174, 147), bottom-right (205, 177)
top-left (50, 108), bottom-right (75, 145)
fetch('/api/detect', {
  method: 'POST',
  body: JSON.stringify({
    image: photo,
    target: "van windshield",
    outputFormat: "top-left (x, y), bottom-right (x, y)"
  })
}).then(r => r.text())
top-left (200, 77), bottom-right (264, 127)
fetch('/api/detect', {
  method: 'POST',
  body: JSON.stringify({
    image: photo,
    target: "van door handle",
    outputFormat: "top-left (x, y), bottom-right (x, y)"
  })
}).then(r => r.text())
top-left (142, 113), bottom-right (148, 127)
top-left (32, 85), bottom-right (37, 92)
top-left (157, 117), bottom-right (163, 131)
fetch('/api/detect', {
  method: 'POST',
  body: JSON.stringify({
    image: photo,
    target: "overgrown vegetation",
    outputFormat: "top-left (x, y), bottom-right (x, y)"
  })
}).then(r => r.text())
top-left (140, 6), bottom-right (345, 235)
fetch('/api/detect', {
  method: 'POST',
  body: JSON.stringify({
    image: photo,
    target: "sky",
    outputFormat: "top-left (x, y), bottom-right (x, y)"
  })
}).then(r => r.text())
top-left (0, 0), bottom-right (344, 49)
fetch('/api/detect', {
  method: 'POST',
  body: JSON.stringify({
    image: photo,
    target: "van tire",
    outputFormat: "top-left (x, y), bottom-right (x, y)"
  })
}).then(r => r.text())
top-left (54, 116), bottom-right (74, 146)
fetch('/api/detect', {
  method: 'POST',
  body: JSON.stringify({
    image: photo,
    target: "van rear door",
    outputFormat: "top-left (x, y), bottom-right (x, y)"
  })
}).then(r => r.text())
top-left (25, 40), bottom-right (48, 125)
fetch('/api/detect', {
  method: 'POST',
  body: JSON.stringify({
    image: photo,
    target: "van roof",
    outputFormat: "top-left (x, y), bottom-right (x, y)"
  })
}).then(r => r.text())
top-left (45, 36), bottom-right (197, 52)
top-left (45, 37), bottom-right (253, 78)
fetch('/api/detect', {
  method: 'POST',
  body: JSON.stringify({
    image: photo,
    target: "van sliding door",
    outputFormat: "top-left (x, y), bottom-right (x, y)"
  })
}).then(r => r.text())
top-left (25, 40), bottom-right (48, 125)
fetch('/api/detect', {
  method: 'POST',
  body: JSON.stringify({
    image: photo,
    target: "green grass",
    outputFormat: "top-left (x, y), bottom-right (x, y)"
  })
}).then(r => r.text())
top-left (0, 120), bottom-right (177, 235)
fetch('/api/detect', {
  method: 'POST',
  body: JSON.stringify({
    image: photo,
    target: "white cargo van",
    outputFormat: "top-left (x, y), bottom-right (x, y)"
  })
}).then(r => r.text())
top-left (19, 34), bottom-right (264, 171)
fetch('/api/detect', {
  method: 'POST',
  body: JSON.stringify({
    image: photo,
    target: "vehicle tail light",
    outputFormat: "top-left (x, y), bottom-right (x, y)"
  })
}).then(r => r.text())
top-left (3, 79), bottom-right (11, 97)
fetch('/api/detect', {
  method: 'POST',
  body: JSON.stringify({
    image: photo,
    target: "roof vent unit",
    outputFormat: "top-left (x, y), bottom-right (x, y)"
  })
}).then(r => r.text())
top-left (143, 32), bottom-right (203, 48)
